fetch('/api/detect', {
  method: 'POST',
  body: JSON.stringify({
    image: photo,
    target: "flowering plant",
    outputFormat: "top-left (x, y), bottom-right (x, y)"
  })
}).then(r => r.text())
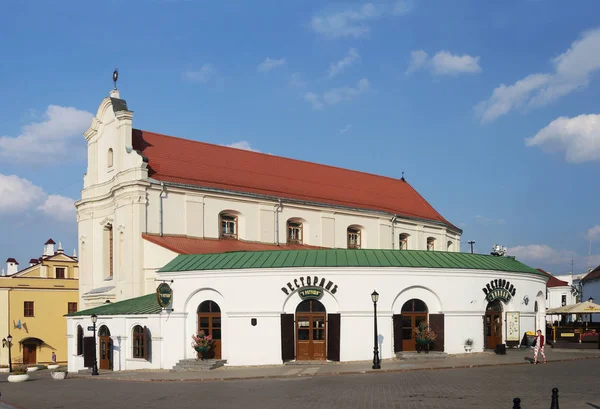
top-left (12, 364), bottom-right (28, 375)
top-left (413, 321), bottom-right (437, 342)
top-left (191, 330), bottom-right (216, 350)
top-left (582, 330), bottom-right (598, 338)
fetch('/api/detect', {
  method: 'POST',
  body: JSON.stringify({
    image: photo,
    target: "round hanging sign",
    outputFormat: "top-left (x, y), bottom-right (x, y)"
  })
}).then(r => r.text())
top-left (156, 283), bottom-right (173, 308)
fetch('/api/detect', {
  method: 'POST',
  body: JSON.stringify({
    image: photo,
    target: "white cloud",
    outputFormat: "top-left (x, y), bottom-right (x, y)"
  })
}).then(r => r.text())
top-left (587, 225), bottom-right (600, 241)
top-left (182, 64), bottom-right (216, 83)
top-left (407, 50), bottom-right (481, 75)
top-left (310, 2), bottom-right (413, 39)
top-left (508, 244), bottom-right (576, 266)
top-left (526, 113), bottom-right (600, 163)
top-left (225, 141), bottom-right (260, 152)
top-left (305, 78), bottom-right (370, 110)
top-left (328, 48), bottom-right (360, 78)
top-left (340, 124), bottom-right (352, 133)
top-left (392, 0), bottom-right (414, 15)
top-left (406, 50), bottom-right (428, 74)
top-left (0, 105), bottom-right (93, 161)
top-left (475, 215), bottom-right (506, 226)
top-left (477, 28), bottom-right (600, 123)
top-left (38, 195), bottom-right (76, 222)
top-left (257, 57), bottom-right (286, 73)
top-left (0, 174), bottom-right (46, 213)
top-left (289, 73), bottom-right (308, 88)
top-left (0, 173), bottom-right (75, 222)
top-left (431, 51), bottom-right (481, 75)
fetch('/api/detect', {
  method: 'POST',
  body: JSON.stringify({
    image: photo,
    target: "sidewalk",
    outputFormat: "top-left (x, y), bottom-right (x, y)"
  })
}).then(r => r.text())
top-left (71, 348), bottom-right (600, 382)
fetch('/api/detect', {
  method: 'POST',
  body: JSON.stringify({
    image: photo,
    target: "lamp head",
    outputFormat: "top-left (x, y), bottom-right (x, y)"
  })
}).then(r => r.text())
top-left (91, 314), bottom-right (98, 324)
top-left (371, 290), bottom-right (379, 303)
top-left (6, 334), bottom-right (12, 343)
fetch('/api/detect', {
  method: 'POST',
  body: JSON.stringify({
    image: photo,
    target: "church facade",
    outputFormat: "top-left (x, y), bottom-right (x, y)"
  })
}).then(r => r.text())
top-left (66, 87), bottom-right (547, 372)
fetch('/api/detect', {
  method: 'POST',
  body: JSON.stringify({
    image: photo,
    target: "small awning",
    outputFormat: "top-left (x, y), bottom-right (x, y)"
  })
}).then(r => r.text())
top-left (19, 337), bottom-right (44, 345)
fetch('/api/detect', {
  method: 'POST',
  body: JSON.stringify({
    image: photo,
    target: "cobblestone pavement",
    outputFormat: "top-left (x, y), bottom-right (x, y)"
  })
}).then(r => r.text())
top-left (1, 359), bottom-right (600, 409)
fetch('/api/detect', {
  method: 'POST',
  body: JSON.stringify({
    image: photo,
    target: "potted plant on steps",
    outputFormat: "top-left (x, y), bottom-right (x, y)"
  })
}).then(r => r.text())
top-left (191, 330), bottom-right (216, 361)
top-left (414, 321), bottom-right (437, 353)
top-left (464, 338), bottom-right (474, 353)
top-left (8, 365), bottom-right (29, 383)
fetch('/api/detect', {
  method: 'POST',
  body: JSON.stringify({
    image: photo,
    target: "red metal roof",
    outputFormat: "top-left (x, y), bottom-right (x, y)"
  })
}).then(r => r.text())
top-left (142, 234), bottom-right (324, 255)
top-left (132, 129), bottom-right (455, 228)
top-left (536, 268), bottom-right (569, 288)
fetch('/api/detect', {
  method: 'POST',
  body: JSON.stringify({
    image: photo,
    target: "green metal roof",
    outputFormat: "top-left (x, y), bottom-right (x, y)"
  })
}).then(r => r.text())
top-left (67, 294), bottom-right (162, 317)
top-left (159, 249), bottom-right (544, 276)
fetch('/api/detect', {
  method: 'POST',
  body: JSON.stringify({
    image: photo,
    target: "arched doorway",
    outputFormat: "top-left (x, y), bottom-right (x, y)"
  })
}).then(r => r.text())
top-left (198, 300), bottom-right (221, 359)
top-left (485, 300), bottom-right (503, 349)
top-left (401, 299), bottom-right (428, 351)
top-left (296, 300), bottom-right (326, 360)
top-left (98, 325), bottom-right (112, 370)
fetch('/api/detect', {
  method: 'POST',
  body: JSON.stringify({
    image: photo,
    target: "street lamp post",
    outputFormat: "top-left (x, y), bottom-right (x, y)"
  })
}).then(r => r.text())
top-left (91, 314), bottom-right (99, 376)
top-left (2, 335), bottom-right (13, 373)
top-left (371, 290), bottom-right (381, 370)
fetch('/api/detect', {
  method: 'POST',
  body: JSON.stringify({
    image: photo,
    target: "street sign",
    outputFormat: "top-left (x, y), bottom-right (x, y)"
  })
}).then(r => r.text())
top-left (87, 326), bottom-right (94, 331)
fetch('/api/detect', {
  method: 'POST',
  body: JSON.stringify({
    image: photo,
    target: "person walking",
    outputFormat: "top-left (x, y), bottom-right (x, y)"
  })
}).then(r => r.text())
top-left (533, 329), bottom-right (546, 364)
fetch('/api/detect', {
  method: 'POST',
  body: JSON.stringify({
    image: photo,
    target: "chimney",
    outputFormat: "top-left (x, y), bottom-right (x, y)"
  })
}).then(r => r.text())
top-left (57, 242), bottom-right (64, 254)
top-left (44, 238), bottom-right (56, 257)
top-left (6, 258), bottom-right (19, 275)
top-left (72, 249), bottom-right (77, 259)
top-left (29, 258), bottom-right (39, 267)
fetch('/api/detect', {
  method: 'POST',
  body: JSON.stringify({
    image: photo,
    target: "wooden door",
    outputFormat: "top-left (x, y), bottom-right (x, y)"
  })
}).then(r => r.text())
top-left (198, 314), bottom-right (221, 359)
top-left (296, 313), bottom-right (326, 360)
top-left (99, 336), bottom-right (111, 370)
top-left (485, 312), bottom-right (502, 349)
top-left (23, 344), bottom-right (36, 365)
top-left (401, 313), bottom-right (427, 351)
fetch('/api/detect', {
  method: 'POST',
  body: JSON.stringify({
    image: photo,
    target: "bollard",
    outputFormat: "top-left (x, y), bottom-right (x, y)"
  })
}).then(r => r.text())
top-left (550, 388), bottom-right (559, 409)
top-left (513, 397), bottom-right (521, 409)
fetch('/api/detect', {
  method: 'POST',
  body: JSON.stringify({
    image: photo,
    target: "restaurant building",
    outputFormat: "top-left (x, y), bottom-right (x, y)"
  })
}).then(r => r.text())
top-left (65, 84), bottom-right (547, 371)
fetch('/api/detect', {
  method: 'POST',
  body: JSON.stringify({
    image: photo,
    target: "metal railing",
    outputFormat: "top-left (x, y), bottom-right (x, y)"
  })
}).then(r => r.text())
top-left (513, 388), bottom-right (559, 409)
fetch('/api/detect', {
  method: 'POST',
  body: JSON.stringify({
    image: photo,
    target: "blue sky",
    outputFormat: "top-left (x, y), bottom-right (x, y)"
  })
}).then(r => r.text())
top-left (1, 0), bottom-right (599, 275)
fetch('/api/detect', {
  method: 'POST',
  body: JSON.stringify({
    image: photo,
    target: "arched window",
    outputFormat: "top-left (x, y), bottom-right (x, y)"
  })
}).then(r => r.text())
top-left (198, 300), bottom-right (221, 313)
top-left (427, 237), bottom-right (435, 251)
top-left (287, 220), bottom-right (303, 244)
top-left (76, 325), bottom-right (84, 356)
top-left (132, 325), bottom-right (148, 359)
top-left (98, 325), bottom-right (111, 337)
top-left (534, 301), bottom-right (539, 313)
top-left (296, 299), bottom-right (326, 313)
top-left (107, 148), bottom-right (113, 168)
top-left (447, 240), bottom-right (453, 251)
top-left (219, 213), bottom-right (238, 239)
top-left (347, 226), bottom-right (361, 249)
top-left (399, 233), bottom-right (409, 250)
top-left (401, 299), bottom-right (428, 313)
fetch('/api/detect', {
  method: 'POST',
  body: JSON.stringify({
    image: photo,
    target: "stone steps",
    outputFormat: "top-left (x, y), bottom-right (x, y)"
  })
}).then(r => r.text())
top-left (396, 351), bottom-right (448, 360)
top-left (171, 359), bottom-right (227, 372)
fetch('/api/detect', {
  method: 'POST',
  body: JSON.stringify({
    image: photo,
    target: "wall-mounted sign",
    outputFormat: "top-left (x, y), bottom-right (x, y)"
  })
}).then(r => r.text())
top-left (298, 286), bottom-right (323, 300)
top-left (156, 283), bottom-right (173, 308)
top-left (280, 276), bottom-right (338, 296)
top-left (506, 312), bottom-right (520, 341)
top-left (482, 278), bottom-right (516, 303)
top-left (560, 332), bottom-right (575, 338)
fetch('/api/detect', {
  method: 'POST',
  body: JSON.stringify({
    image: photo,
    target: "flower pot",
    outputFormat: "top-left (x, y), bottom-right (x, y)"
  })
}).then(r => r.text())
top-left (27, 367), bottom-right (39, 372)
top-left (48, 364), bottom-right (60, 370)
top-left (51, 371), bottom-right (67, 380)
top-left (195, 346), bottom-right (211, 360)
top-left (8, 374), bottom-right (30, 383)
top-left (464, 346), bottom-right (472, 353)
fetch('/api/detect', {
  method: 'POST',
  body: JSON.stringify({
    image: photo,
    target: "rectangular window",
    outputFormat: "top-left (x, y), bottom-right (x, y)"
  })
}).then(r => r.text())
top-left (68, 302), bottom-right (78, 314)
top-left (561, 295), bottom-right (567, 306)
top-left (24, 301), bottom-right (34, 317)
top-left (56, 267), bottom-right (65, 279)
top-left (220, 215), bottom-right (237, 239)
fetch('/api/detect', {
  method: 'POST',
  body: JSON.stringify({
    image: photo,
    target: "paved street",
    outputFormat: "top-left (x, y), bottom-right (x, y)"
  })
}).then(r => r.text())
top-left (1, 358), bottom-right (600, 409)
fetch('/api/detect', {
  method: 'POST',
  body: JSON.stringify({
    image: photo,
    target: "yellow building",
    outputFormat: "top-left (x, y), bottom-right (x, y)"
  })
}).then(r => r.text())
top-left (0, 239), bottom-right (78, 366)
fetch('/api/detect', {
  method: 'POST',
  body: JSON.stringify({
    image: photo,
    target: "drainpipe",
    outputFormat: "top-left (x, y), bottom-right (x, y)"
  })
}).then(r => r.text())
top-left (159, 182), bottom-right (166, 236)
top-left (275, 199), bottom-right (283, 245)
top-left (391, 214), bottom-right (398, 249)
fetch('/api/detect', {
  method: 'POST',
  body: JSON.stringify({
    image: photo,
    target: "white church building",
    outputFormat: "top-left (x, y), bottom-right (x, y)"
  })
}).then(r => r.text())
top-left (66, 85), bottom-right (547, 372)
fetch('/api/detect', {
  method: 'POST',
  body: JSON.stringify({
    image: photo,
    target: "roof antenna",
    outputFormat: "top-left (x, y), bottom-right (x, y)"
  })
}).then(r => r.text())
top-left (401, 171), bottom-right (405, 182)
top-left (113, 68), bottom-right (119, 90)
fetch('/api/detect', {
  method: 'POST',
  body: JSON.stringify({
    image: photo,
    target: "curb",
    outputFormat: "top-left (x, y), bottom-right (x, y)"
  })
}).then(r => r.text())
top-left (70, 355), bottom-right (600, 383)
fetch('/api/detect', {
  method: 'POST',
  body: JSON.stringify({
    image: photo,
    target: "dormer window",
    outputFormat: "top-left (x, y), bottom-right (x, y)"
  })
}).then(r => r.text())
top-left (107, 148), bottom-right (113, 168)
top-left (427, 237), bottom-right (435, 251)
top-left (399, 233), bottom-right (409, 250)
top-left (287, 220), bottom-right (303, 244)
top-left (220, 213), bottom-right (238, 239)
top-left (347, 226), bottom-right (361, 249)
